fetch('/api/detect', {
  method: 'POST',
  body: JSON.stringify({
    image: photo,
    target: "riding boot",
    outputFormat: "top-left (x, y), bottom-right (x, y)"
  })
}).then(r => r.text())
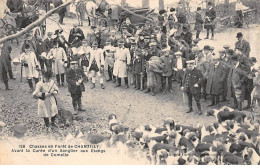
top-left (72, 100), bottom-right (78, 115)
top-left (43, 117), bottom-right (50, 127)
top-left (124, 77), bottom-right (129, 88)
top-left (115, 78), bottom-right (121, 87)
top-left (238, 100), bottom-right (242, 111)
top-left (196, 101), bottom-right (202, 115)
top-left (56, 75), bottom-right (60, 86)
top-left (78, 98), bottom-right (86, 111)
top-left (28, 79), bottom-right (33, 91)
top-left (233, 98), bottom-right (238, 109)
top-left (61, 73), bottom-right (65, 86)
top-left (51, 115), bottom-right (58, 128)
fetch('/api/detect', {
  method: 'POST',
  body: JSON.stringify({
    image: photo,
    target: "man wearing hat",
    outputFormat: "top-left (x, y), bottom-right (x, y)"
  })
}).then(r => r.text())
top-left (176, 2), bottom-right (187, 24)
top-left (235, 32), bottom-right (250, 57)
top-left (168, 8), bottom-right (177, 30)
top-left (227, 54), bottom-right (248, 111)
top-left (47, 41), bottom-right (67, 86)
top-left (132, 49), bottom-right (144, 90)
top-left (87, 41), bottom-right (105, 89)
top-left (206, 57), bottom-right (228, 107)
top-left (66, 59), bottom-right (87, 114)
top-left (44, 32), bottom-right (54, 53)
top-left (104, 38), bottom-right (116, 82)
top-left (161, 49), bottom-right (174, 94)
top-left (68, 24), bottom-right (85, 48)
top-left (194, 7), bottom-right (203, 40)
top-left (181, 60), bottom-right (204, 115)
top-left (35, 37), bottom-right (48, 71)
top-left (113, 39), bottom-right (131, 88)
top-left (173, 51), bottom-right (186, 88)
top-left (204, 2), bottom-right (216, 40)
top-left (78, 39), bottom-right (91, 77)
top-left (180, 24), bottom-right (193, 48)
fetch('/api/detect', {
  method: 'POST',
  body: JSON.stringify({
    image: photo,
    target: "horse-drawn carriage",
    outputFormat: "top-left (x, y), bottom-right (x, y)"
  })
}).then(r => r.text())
top-left (0, 0), bottom-right (46, 41)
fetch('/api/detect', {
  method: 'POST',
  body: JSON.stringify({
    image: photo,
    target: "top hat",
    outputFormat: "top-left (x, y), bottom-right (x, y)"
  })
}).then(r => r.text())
top-left (203, 45), bottom-right (211, 50)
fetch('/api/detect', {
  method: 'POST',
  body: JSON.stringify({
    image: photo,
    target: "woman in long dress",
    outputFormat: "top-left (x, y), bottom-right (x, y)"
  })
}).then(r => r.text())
top-left (33, 71), bottom-right (59, 130)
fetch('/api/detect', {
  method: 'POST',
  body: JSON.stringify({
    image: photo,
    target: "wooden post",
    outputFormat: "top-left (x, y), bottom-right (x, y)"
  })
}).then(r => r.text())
top-left (159, 0), bottom-right (164, 10)
top-left (142, 0), bottom-right (149, 8)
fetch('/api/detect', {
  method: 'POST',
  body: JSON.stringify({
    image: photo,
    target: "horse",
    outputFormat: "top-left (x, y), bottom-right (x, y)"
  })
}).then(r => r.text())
top-left (85, 0), bottom-right (98, 26)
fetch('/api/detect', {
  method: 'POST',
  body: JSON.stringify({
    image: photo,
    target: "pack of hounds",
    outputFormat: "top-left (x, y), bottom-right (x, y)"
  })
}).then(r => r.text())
top-left (57, 106), bottom-right (260, 165)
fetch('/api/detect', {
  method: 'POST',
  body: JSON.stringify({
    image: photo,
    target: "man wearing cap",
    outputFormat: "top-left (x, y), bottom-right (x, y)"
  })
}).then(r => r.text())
top-left (235, 32), bottom-right (250, 57)
top-left (161, 49), bottom-right (174, 94)
top-left (87, 41), bottom-right (105, 89)
top-left (35, 37), bottom-right (48, 71)
top-left (47, 41), bottom-right (67, 86)
top-left (181, 60), bottom-right (204, 115)
top-left (113, 39), bottom-right (131, 88)
top-left (132, 49), bottom-right (144, 90)
top-left (68, 24), bottom-right (85, 48)
top-left (66, 59), bottom-right (87, 114)
top-left (194, 7), bottom-right (203, 40)
top-left (204, 2), bottom-right (216, 40)
top-left (180, 24), bottom-right (193, 48)
top-left (227, 54), bottom-right (248, 111)
top-left (104, 38), bottom-right (116, 82)
top-left (206, 57), bottom-right (228, 106)
top-left (173, 51), bottom-right (186, 88)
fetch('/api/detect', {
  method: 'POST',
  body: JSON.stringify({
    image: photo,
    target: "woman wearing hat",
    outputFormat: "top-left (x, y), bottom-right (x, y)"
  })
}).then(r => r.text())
top-left (20, 44), bottom-right (40, 92)
top-left (53, 29), bottom-right (69, 52)
top-left (33, 70), bottom-right (59, 130)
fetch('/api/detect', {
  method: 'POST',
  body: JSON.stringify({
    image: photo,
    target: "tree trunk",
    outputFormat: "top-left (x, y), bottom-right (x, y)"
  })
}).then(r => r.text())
top-left (159, 0), bottom-right (164, 10)
top-left (142, 0), bottom-right (149, 8)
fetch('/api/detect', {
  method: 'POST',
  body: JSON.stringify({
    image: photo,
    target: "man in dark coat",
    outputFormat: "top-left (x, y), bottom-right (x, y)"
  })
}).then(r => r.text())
top-left (35, 37), bottom-right (48, 71)
top-left (176, 2), bottom-right (187, 24)
top-left (206, 58), bottom-right (228, 106)
top-left (235, 32), bottom-right (250, 57)
top-left (68, 24), bottom-right (85, 48)
top-left (181, 60), bottom-right (204, 115)
top-left (227, 54), bottom-right (249, 111)
top-left (0, 42), bottom-right (13, 90)
top-left (44, 32), bottom-right (54, 53)
top-left (173, 51), bottom-right (186, 88)
top-left (180, 25), bottom-right (193, 48)
top-left (66, 59), bottom-right (87, 115)
top-left (53, 0), bottom-right (66, 25)
top-left (194, 7), bottom-right (203, 40)
top-left (204, 2), bottom-right (216, 40)
top-left (132, 49), bottom-right (144, 90)
top-left (6, 0), bottom-right (23, 13)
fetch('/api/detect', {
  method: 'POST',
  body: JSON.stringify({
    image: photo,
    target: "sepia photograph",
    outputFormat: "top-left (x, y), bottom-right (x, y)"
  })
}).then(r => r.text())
top-left (0, 0), bottom-right (260, 165)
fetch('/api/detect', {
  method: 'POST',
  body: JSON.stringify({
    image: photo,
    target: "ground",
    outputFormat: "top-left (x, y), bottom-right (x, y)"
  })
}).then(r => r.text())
top-left (0, 14), bottom-right (260, 139)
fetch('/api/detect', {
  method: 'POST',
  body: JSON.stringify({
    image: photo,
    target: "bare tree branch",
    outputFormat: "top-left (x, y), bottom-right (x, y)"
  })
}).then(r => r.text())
top-left (0, 0), bottom-right (75, 44)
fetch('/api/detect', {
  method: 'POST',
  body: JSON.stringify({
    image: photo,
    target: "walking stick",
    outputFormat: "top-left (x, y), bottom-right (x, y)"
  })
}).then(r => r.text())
top-left (140, 72), bottom-right (143, 91)
top-left (20, 64), bottom-right (23, 82)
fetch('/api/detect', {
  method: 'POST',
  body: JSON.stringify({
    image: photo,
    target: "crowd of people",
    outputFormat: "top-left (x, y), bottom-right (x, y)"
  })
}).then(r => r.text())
top-left (0, 0), bottom-right (259, 129)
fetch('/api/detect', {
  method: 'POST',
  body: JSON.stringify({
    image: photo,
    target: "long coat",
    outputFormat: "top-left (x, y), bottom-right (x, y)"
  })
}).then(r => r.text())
top-left (206, 62), bottom-right (228, 95)
top-left (66, 68), bottom-right (87, 94)
top-left (47, 47), bottom-right (67, 75)
top-left (204, 7), bottom-right (216, 29)
top-left (20, 51), bottom-right (40, 79)
top-left (235, 39), bottom-right (251, 57)
top-left (182, 68), bottom-right (204, 95)
top-left (113, 47), bottom-right (131, 78)
top-left (194, 12), bottom-right (203, 31)
top-left (161, 55), bottom-right (174, 77)
top-left (0, 42), bottom-right (12, 78)
top-left (33, 79), bottom-right (59, 118)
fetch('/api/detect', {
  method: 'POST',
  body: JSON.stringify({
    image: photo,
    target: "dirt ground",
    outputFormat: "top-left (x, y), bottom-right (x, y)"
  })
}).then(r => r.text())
top-left (0, 15), bottom-right (260, 139)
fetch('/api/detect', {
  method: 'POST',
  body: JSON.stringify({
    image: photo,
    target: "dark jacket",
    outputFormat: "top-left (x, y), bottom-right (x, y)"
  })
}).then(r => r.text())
top-left (132, 50), bottom-right (145, 74)
top-left (160, 55), bottom-right (174, 77)
top-left (68, 28), bottom-right (85, 48)
top-left (0, 42), bottom-right (12, 74)
top-left (182, 68), bottom-right (204, 94)
top-left (35, 41), bottom-right (47, 58)
top-left (204, 7), bottom-right (216, 29)
top-left (66, 68), bottom-right (87, 94)
top-left (194, 12), bottom-right (203, 31)
top-left (206, 62), bottom-right (228, 95)
top-left (235, 39), bottom-right (251, 57)
top-left (180, 31), bottom-right (193, 48)
top-left (44, 38), bottom-right (54, 53)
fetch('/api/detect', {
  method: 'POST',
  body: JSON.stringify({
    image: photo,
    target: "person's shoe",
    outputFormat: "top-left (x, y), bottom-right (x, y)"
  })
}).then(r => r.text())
top-left (207, 103), bottom-right (215, 107)
top-left (114, 84), bottom-right (121, 88)
top-left (162, 89), bottom-right (167, 95)
top-left (10, 77), bottom-right (16, 80)
top-left (197, 110), bottom-right (203, 115)
top-left (112, 79), bottom-right (116, 83)
top-left (211, 37), bottom-right (214, 40)
top-left (51, 123), bottom-right (58, 128)
top-left (5, 87), bottom-right (13, 90)
top-left (106, 78), bottom-right (112, 82)
top-left (78, 108), bottom-right (86, 112)
top-left (61, 83), bottom-right (65, 87)
top-left (140, 88), bottom-right (143, 91)
top-left (101, 84), bottom-right (105, 89)
top-left (60, 23), bottom-right (65, 25)
top-left (196, 38), bottom-right (202, 41)
top-left (135, 87), bottom-right (140, 90)
top-left (30, 88), bottom-right (34, 93)
top-left (144, 88), bottom-right (150, 93)
top-left (91, 83), bottom-right (95, 89)
top-left (124, 85), bottom-right (129, 89)
top-left (243, 105), bottom-right (251, 110)
top-left (186, 109), bottom-right (193, 113)
top-left (205, 37), bottom-right (209, 39)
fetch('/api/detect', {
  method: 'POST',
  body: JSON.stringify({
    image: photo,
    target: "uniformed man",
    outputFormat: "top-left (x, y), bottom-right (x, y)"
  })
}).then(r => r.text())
top-left (87, 41), bottom-right (105, 89)
top-left (113, 39), bottom-right (131, 88)
top-left (66, 59), bottom-right (87, 115)
top-left (181, 60), bottom-right (204, 115)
